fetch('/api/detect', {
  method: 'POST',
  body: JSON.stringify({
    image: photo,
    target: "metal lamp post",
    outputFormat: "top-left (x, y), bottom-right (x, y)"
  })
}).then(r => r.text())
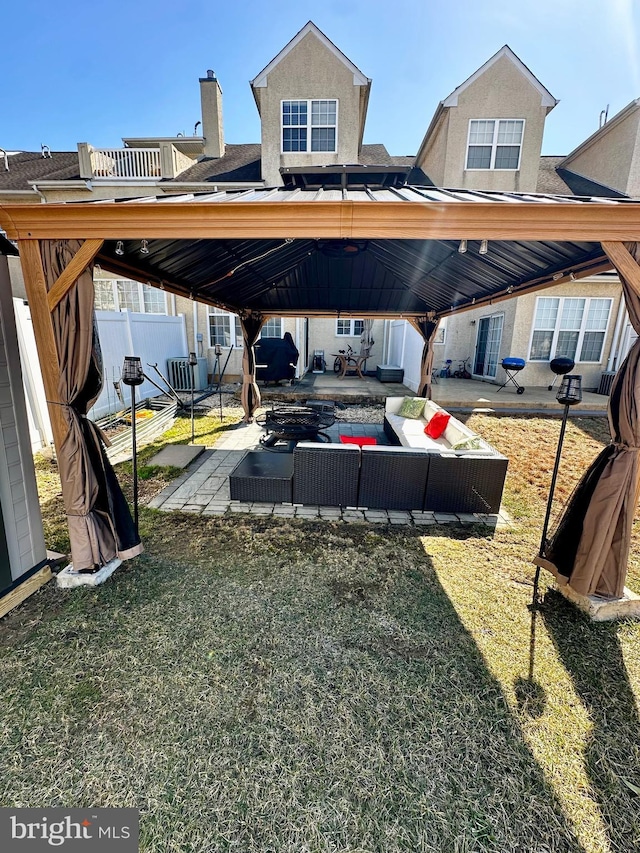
top-left (189, 352), bottom-right (198, 444)
top-left (533, 372), bottom-right (583, 607)
top-left (121, 356), bottom-right (144, 535)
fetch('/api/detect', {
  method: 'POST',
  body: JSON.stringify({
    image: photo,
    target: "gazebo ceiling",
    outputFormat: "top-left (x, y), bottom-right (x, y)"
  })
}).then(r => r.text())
top-left (98, 234), bottom-right (608, 317)
top-left (3, 185), bottom-right (640, 318)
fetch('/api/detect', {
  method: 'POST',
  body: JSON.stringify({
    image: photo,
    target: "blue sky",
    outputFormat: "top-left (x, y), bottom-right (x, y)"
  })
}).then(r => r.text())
top-left (3, 0), bottom-right (640, 157)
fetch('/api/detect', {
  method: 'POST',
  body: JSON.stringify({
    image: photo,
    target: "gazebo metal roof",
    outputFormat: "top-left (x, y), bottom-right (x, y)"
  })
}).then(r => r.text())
top-left (4, 185), bottom-right (640, 320)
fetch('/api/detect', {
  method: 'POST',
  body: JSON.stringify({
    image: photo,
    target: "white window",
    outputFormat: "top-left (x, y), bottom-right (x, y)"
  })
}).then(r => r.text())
top-left (93, 278), bottom-right (167, 314)
top-left (117, 280), bottom-right (141, 313)
top-left (94, 280), bottom-right (116, 311)
top-left (336, 319), bottom-right (365, 337)
top-left (282, 99), bottom-right (337, 153)
top-left (466, 119), bottom-right (524, 170)
top-left (208, 307), bottom-right (243, 348)
top-left (434, 320), bottom-right (446, 345)
top-left (529, 297), bottom-right (612, 363)
top-left (260, 318), bottom-right (282, 338)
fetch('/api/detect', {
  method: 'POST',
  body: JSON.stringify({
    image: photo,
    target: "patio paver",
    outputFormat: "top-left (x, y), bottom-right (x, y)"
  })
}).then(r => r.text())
top-left (146, 419), bottom-right (512, 529)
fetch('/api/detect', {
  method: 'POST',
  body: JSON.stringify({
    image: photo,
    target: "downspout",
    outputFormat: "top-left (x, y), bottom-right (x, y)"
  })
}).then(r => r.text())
top-left (30, 183), bottom-right (47, 203)
top-left (382, 319), bottom-right (389, 364)
top-left (607, 296), bottom-right (627, 372)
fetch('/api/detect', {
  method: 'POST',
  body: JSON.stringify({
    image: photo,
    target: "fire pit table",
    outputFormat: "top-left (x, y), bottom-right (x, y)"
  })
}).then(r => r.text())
top-left (256, 404), bottom-right (336, 451)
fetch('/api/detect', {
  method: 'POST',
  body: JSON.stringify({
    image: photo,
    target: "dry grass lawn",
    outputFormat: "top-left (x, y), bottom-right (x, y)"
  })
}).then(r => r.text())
top-left (1, 411), bottom-right (639, 852)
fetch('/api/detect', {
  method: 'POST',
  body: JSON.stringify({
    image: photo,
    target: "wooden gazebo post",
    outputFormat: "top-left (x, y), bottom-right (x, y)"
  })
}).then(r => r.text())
top-left (17, 238), bottom-right (103, 453)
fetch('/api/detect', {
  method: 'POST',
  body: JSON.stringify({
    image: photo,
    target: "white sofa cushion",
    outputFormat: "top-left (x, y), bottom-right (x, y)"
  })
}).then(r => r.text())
top-left (385, 396), bottom-right (493, 455)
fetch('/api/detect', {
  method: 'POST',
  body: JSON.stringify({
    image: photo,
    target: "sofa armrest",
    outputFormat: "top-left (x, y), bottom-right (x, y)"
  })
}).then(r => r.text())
top-left (385, 397), bottom-right (405, 415)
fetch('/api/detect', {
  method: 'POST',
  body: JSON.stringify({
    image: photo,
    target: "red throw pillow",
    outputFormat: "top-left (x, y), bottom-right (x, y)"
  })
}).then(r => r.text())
top-left (424, 411), bottom-right (450, 439)
top-left (339, 435), bottom-right (377, 447)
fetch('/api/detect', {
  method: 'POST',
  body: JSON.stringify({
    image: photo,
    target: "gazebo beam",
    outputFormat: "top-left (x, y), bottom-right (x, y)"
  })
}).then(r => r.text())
top-left (3, 199), bottom-right (640, 242)
top-left (601, 241), bottom-right (640, 298)
top-left (47, 239), bottom-right (104, 311)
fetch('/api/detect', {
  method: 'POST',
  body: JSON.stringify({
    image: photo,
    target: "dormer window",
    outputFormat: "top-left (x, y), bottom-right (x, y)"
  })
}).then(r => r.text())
top-left (466, 119), bottom-right (524, 170)
top-left (282, 100), bottom-right (337, 153)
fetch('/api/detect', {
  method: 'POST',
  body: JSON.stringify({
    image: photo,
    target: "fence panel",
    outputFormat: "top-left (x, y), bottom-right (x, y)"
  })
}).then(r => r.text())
top-left (91, 311), bottom-right (187, 419)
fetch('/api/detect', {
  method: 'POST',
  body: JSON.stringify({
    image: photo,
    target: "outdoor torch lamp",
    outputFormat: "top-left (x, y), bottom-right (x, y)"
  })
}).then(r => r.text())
top-left (121, 356), bottom-right (144, 535)
top-left (533, 373), bottom-right (582, 606)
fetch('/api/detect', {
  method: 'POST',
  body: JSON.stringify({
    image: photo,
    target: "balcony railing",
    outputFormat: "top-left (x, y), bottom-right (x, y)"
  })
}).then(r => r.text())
top-left (91, 148), bottom-right (162, 180)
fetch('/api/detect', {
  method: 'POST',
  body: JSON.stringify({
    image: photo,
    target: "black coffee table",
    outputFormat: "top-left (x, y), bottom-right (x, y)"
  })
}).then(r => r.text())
top-left (229, 451), bottom-right (293, 503)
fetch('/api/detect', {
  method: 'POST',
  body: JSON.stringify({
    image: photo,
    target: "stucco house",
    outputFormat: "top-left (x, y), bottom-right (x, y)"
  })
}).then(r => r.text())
top-left (0, 22), bottom-right (411, 383)
top-left (407, 47), bottom-right (639, 392)
top-left (1, 23), bottom-right (638, 395)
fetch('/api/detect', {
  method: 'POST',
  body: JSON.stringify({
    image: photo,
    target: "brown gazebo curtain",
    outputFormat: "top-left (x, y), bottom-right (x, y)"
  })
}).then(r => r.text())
top-left (410, 315), bottom-right (440, 399)
top-left (41, 240), bottom-right (142, 571)
top-left (239, 310), bottom-right (265, 422)
top-left (537, 242), bottom-right (640, 599)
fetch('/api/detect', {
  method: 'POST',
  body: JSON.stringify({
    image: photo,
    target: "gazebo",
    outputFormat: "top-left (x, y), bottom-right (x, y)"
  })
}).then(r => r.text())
top-left (2, 185), bottom-right (640, 599)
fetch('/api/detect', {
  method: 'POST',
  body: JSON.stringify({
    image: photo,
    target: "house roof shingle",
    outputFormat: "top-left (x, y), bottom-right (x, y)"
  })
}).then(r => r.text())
top-left (0, 151), bottom-right (80, 191)
top-left (168, 144), bottom-right (262, 184)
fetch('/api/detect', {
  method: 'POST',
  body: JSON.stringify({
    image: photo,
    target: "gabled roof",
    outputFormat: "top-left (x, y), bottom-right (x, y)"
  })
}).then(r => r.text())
top-left (559, 99), bottom-right (640, 170)
top-left (442, 45), bottom-right (557, 109)
top-left (536, 156), bottom-right (628, 198)
top-left (250, 21), bottom-right (370, 89)
top-left (414, 46), bottom-right (557, 168)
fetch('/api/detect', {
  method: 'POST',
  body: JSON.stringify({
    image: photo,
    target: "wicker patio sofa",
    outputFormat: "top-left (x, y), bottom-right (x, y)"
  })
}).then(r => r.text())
top-left (291, 397), bottom-right (508, 513)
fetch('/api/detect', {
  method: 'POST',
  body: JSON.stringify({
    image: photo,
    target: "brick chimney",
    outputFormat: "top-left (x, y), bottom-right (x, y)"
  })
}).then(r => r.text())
top-left (200, 70), bottom-right (225, 159)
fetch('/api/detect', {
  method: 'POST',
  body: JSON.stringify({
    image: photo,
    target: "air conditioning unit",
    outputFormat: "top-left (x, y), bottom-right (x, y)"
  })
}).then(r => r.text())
top-left (166, 357), bottom-right (208, 392)
top-left (597, 371), bottom-right (616, 396)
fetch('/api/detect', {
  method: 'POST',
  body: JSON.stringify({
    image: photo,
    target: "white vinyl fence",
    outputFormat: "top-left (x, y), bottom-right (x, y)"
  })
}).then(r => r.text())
top-left (387, 319), bottom-right (424, 393)
top-left (13, 302), bottom-right (188, 450)
top-left (92, 311), bottom-right (188, 420)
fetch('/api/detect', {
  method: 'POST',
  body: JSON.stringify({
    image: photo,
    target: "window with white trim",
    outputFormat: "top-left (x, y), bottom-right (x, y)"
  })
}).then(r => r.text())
top-left (282, 99), bottom-right (337, 153)
top-left (93, 278), bottom-right (167, 314)
top-left (336, 319), bottom-right (365, 337)
top-left (529, 297), bottom-right (612, 363)
top-left (466, 119), bottom-right (524, 170)
top-left (208, 307), bottom-right (243, 348)
top-left (260, 318), bottom-right (282, 338)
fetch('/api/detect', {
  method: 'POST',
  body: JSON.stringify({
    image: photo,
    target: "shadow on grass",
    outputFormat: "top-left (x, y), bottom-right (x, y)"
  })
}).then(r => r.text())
top-left (542, 590), bottom-right (640, 851)
top-left (1, 515), bottom-right (590, 851)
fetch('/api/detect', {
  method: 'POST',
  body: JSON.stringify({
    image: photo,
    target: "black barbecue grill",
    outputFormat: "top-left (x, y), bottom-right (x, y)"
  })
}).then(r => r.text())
top-left (497, 357), bottom-right (526, 394)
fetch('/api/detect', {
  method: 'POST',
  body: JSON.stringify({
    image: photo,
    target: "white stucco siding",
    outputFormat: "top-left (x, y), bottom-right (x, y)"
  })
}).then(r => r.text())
top-left (564, 111), bottom-right (640, 196)
top-left (442, 54), bottom-right (548, 192)
top-left (417, 112), bottom-right (450, 187)
top-left (257, 32), bottom-right (365, 187)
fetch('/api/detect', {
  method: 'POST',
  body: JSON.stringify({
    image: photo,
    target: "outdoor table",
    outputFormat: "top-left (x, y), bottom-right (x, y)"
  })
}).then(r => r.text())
top-left (229, 451), bottom-right (293, 502)
top-left (331, 352), bottom-right (367, 379)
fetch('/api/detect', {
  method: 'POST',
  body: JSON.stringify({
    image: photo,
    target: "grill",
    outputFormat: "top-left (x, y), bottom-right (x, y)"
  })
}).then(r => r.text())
top-left (497, 357), bottom-right (526, 395)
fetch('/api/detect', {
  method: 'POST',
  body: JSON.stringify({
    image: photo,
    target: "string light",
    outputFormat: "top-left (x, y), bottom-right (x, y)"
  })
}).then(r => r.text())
top-left (140, 239), bottom-right (150, 255)
top-left (115, 241), bottom-right (124, 256)
top-left (479, 239), bottom-right (489, 255)
top-left (458, 239), bottom-right (468, 254)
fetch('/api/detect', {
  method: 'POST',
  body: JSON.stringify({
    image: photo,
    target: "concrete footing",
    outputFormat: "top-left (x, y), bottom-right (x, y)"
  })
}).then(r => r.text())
top-left (558, 583), bottom-right (640, 621)
top-left (56, 558), bottom-right (123, 588)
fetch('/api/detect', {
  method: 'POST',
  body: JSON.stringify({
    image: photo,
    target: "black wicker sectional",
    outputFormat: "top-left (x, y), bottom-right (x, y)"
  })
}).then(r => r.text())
top-left (290, 398), bottom-right (508, 513)
top-left (230, 398), bottom-right (508, 513)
